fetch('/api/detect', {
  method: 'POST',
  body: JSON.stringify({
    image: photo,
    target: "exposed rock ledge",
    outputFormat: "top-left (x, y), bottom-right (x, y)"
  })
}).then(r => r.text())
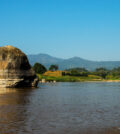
top-left (0, 45), bottom-right (38, 88)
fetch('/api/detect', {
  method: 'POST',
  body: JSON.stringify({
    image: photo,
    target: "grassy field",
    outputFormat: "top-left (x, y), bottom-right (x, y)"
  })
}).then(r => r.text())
top-left (37, 74), bottom-right (103, 82)
top-left (37, 70), bottom-right (120, 82)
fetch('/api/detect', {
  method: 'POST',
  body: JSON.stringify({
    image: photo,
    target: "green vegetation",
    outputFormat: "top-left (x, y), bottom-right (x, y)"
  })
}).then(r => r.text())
top-left (49, 64), bottom-right (59, 71)
top-left (33, 63), bottom-right (47, 74)
top-left (37, 74), bottom-right (102, 82)
top-left (92, 68), bottom-right (109, 79)
top-left (64, 68), bottom-right (88, 77)
top-left (34, 63), bottom-right (120, 82)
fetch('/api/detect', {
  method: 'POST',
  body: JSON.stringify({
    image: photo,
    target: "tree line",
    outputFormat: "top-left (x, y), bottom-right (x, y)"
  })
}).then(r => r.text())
top-left (33, 63), bottom-right (59, 74)
top-left (33, 62), bottom-right (120, 79)
top-left (64, 67), bottom-right (120, 79)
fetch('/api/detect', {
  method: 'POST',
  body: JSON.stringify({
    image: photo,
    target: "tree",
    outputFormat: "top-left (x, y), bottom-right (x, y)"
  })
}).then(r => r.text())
top-left (94, 68), bottom-right (108, 79)
top-left (49, 65), bottom-right (59, 71)
top-left (33, 63), bottom-right (47, 74)
top-left (110, 67), bottom-right (120, 77)
top-left (65, 67), bottom-right (89, 77)
top-left (66, 67), bottom-right (88, 72)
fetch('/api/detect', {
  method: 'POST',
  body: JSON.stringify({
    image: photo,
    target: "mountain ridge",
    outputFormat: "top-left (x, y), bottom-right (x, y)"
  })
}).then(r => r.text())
top-left (27, 54), bottom-right (120, 70)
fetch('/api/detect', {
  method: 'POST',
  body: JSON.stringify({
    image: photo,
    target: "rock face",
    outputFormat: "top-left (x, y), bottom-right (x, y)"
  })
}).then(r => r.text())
top-left (0, 45), bottom-right (38, 88)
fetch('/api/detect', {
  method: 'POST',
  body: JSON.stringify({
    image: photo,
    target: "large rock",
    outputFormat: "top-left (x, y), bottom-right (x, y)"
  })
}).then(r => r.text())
top-left (0, 45), bottom-right (38, 88)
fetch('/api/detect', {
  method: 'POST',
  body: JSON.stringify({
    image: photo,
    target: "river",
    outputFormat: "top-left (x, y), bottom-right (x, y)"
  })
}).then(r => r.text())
top-left (0, 82), bottom-right (120, 134)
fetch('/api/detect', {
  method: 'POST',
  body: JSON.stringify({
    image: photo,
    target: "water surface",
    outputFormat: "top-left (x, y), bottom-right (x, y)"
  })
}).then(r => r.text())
top-left (0, 82), bottom-right (120, 134)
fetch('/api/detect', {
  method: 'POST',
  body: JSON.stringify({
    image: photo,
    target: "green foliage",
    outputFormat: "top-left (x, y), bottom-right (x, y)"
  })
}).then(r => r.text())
top-left (110, 67), bottom-right (120, 77)
top-left (33, 63), bottom-right (47, 74)
top-left (66, 67), bottom-right (88, 72)
top-left (37, 66), bottom-right (120, 82)
top-left (62, 72), bottom-right (65, 76)
top-left (49, 65), bottom-right (59, 71)
top-left (94, 68), bottom-right (109, 79)
top-left (70, 70), bottom-right (88, 77)
top-left (37, 74), bottom-right (102, 82)
top-left (64, 67), bottom-right (89, 77)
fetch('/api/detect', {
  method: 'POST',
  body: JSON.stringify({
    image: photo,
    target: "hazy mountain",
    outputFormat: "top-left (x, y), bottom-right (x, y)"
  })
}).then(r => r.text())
top-left (27, 54), bottom-right (120, 70)
top-left (28, 54), bottom-right (63, 68)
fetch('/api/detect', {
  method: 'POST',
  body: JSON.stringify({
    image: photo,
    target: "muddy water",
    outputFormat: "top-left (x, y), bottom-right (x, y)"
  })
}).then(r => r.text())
top-left (0, 82), bottom-right (120, 134)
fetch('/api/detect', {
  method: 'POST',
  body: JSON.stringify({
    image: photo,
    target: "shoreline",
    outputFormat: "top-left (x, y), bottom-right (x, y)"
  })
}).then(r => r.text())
top-left (38, 74), bottom-right (120, 83)
top-left (100, 80), bottom-right (120, 82)
top-left (39, 79), bottom-right (120, 83)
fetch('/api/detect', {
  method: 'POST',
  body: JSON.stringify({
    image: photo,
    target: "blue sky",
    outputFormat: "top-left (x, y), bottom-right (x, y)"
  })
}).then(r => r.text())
top-left (0, 0), bottom-right (120, 61)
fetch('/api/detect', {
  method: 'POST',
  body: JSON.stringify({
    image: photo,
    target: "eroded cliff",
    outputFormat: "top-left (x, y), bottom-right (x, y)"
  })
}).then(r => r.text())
top-left (0, 45), bottom-right (38, 87)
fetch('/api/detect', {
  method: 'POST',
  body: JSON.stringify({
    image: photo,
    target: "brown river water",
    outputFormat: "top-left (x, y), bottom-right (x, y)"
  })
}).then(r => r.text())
top-left (0, 82), bottom-right (120, 134)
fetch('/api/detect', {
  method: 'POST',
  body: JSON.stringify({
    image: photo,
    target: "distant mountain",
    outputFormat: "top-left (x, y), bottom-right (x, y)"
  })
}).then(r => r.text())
top-left (28, 53), bottom-right (63, 68)
top-left (27, 54), bottom-right (120, 70)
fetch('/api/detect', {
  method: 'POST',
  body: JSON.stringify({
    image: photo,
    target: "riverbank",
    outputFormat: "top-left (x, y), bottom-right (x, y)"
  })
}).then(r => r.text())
top-left (37, 74), bottom-right (120, 82)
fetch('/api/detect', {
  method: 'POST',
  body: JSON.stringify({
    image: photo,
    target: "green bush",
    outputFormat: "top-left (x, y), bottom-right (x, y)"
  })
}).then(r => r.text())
top-left (33, 63), bottom-right (47, 74)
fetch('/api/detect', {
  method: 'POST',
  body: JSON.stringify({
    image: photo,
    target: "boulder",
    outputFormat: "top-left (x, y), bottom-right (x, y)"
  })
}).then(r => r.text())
top-left (0, 45), bottom-right (38, 88)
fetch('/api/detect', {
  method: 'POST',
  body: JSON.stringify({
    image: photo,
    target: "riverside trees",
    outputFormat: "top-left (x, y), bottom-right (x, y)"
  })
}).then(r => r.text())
top-left (33, 62), bottom-right (120, 80)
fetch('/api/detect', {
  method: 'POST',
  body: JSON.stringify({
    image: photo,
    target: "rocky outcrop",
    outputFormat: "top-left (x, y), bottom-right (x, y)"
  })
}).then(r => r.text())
top-left (0, 45), bottom-right (38, 88)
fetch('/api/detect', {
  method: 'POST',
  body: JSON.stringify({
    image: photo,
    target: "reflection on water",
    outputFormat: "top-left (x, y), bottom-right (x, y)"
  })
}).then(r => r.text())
top-left (0, 82), bottom-right (120, 134)
top-left (0, 88), bottom-right (17, 94)
top-left (0, 87), bottom-right (34, 134)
